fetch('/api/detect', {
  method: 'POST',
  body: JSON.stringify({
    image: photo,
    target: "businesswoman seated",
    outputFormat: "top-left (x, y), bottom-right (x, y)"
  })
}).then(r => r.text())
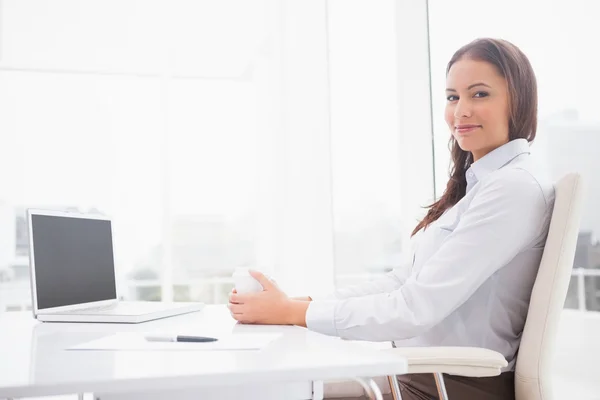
top-left (228, 38), bottom-right (555, 400)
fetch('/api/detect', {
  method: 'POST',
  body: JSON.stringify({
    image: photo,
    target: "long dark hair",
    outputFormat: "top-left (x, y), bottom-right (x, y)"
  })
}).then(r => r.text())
top-left (412, 38), bottom-right (538, 236)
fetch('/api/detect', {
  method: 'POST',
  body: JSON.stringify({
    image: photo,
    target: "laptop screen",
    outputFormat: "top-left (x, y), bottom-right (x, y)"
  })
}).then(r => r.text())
top-left (31, 214), bottom-right (117, 310)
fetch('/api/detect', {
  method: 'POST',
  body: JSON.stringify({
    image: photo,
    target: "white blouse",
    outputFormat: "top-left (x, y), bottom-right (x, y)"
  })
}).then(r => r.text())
top-left (306, 138), bottom-right (555, 371)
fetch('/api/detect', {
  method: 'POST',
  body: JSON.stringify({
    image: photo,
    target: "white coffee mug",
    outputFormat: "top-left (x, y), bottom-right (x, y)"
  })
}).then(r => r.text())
top-left (232, 267), bottom-right (265, 294)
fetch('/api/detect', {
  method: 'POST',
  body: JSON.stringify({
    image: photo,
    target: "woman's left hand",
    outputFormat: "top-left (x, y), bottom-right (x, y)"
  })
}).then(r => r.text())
top-left (228, 270), bottom-right (308, 326)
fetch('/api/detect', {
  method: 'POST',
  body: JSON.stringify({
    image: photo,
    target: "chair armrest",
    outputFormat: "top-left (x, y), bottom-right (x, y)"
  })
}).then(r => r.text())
top-left (385, 346), bottom-right (508, 377)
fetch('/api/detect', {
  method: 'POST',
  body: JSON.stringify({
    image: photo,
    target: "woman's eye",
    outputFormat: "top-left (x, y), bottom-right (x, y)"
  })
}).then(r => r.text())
top-left (474, 91), bottom-right (489, 98)
top-left (446, 95), bottom-right (458, 101)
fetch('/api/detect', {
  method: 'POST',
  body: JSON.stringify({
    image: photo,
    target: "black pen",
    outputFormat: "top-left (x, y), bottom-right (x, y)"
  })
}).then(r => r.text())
top-left (144, 334), bottom-right (218, 343)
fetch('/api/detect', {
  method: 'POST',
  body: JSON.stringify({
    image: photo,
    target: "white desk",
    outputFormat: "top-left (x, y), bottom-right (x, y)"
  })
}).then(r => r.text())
top-left (0, 305), bottom-right (407, 400)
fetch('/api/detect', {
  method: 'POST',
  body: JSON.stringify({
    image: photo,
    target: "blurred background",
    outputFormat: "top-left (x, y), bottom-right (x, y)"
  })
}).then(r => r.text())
top-left (0, 0), bottom-right (598, 397)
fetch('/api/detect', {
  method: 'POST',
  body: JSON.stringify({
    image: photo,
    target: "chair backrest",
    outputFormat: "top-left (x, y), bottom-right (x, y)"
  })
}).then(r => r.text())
top-left (515, 173), bottom-right (584, 400)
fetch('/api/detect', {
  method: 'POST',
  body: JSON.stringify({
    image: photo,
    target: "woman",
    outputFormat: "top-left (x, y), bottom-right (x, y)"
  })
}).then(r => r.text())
top-left (228, 38), bottom-right (555, 399)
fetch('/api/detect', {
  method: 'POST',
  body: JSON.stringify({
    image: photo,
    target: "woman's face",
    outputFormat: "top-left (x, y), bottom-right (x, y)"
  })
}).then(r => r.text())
top-left (445, 58), bottom-right (510, 162)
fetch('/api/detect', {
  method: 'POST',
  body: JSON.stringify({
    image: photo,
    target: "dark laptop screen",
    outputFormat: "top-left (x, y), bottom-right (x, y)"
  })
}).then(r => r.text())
top-left (31, 214), bottom-right (117, 309)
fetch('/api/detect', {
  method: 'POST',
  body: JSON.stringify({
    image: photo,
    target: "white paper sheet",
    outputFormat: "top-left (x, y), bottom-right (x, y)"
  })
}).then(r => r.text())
top-left (68, 332), bottom-right (282, 351)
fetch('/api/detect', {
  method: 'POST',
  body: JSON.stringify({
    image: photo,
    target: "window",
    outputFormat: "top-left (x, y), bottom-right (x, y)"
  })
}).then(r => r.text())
top-left (328, 0), bottom-right (434, 286)
top-left (0, 0), bottom-right (272, 308)
top-left (0, 0), bottom-right (434, 310)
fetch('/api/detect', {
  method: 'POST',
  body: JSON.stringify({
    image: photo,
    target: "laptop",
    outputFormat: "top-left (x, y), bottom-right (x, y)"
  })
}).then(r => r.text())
top-left (27, 208), bottom-right (204, 323)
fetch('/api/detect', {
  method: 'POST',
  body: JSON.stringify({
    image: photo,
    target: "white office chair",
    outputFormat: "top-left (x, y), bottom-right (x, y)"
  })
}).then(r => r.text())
top-left (385, 172), bottom-right (584, 400)
top-left (514, 172), bottom-right (584, 399)
top-left (325, 173), bottom-right (584, 400)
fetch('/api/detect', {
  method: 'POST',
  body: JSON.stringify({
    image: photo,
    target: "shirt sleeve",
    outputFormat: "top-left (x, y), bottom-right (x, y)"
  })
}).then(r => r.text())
top-left (306, 169), bottom-right (551, 340)
top-left (309, 261), bottom-right (412, 301)
top-left (310, 251), bottom-right (413, 301)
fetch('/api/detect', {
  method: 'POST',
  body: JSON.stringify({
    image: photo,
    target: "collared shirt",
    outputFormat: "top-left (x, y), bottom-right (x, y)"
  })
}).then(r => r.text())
top-left (306, 138), bottom-right (555, 371)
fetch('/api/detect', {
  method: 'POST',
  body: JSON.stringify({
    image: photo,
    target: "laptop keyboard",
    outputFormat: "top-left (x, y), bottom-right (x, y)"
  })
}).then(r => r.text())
top-left (61, 304), bottom-right (120, 314)
top-left (58, 302), bottom-right (197, 315)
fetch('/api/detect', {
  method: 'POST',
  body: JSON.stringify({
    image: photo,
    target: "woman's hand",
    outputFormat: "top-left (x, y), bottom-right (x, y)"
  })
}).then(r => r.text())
top-left (228, 270), bottom-right (309, 326)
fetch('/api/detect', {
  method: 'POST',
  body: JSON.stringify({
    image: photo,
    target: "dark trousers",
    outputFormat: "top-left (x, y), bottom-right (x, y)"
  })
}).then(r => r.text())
top-left (397, 372), bottom-right (515, 400)
top-left (333, 372), bottom-right (515, 400)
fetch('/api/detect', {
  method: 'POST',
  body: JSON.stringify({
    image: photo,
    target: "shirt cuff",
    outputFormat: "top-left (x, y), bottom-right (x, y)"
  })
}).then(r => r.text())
top-left (305, 299), bottom-right (339, 336)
